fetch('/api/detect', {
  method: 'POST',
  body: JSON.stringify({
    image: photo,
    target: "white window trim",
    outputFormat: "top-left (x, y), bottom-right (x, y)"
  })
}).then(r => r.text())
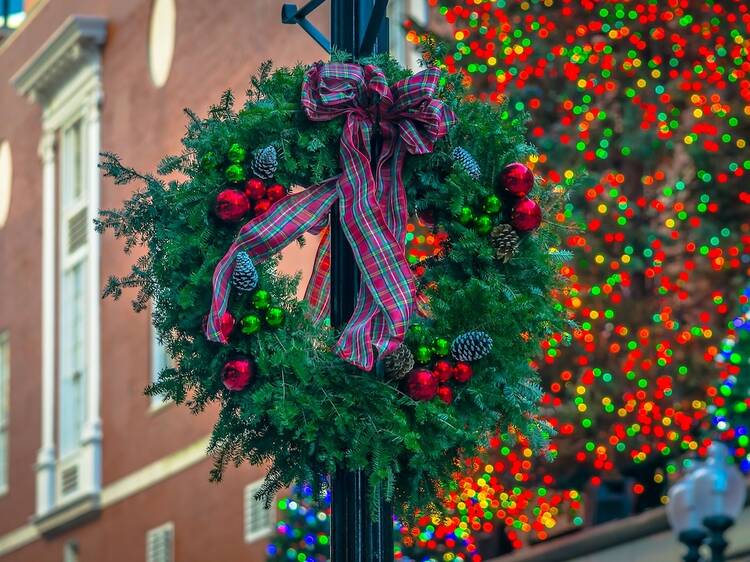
top-left (244, 480), bottom-right (274, 544)
top-left (149, 324), bottom-right (173, 412)
top-left (146, 522), bottom-right (174, 562)
top-left (0, 331), bottom-right (9, 497)
top-left (11, 15), bottom-right (106, 518)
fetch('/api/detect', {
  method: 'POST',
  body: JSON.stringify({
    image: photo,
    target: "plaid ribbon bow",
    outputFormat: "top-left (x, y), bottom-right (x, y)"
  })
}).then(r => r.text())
top-left (205, 62), bottom-right (455, 370)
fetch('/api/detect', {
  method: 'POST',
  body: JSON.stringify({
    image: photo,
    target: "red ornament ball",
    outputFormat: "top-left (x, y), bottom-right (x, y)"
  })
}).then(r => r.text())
top-left (244, 178), bottom-right (266, 201)
top-left (202, 311), bottom-right (236, 340)
top-left (510, 197), bottom-right (542, 232)
top-left (222, 356), bottom-right (254, 391)
top-left (215, 189), bottom-right (250, 222)
top-left (453, 362), bottom-right (473, 383)
top-left (437, 385), bottom-right (453, 405)
top-left (254, 198), bottom-right (272, 216)
top-left (407, 369), bottom-right (438, 401)
top-left (433, 360), bottom-right (453, 383)
top-left (266, 183), bottom-right (286, 202)
top-left (499, 162), bottom-right (534, 197)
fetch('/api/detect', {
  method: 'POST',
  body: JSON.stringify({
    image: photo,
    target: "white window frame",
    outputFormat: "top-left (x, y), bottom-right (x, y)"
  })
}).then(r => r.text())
top-left (0, 331), bottom-right (9, 496)
top-left (56, 110), bottom-right (90, 500)
top-left (10, 16), bottom-right (107, 518)
top-left (150, 322), bottom-right (173, 411)
top-left (146, 522), bottom-right (174, 562)
top-left (244, 480), bottom-right (274, 543)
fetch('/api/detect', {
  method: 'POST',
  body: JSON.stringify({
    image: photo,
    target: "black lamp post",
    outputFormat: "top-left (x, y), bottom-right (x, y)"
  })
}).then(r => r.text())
top-left (281, 2), bottom-right (394, 561)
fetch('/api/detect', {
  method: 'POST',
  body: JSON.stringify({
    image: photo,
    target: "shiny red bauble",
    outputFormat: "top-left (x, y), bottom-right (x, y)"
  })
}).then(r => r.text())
top-left (437, 385), bottom-right (453, 405)
top-left (452, 362), bottom-right (473, 383)
top-left (433, 360), bottom-right (453, 383)
top-left (222, 356), bottom-right (254, 391)
top-left (406, 369), bottom-right (438, 401)
top-left (215, 189), bottom-right (250, 222)
top-left (510, 197), bottom-right (542, 232)
top-left (244, 178), bottom-right (266, 201)
top-left (202, 311), bottom-right (236, 340)
top-left (253, 198), bottom-right (272, 216)
top-left (266, 183), bottom-right (286, 202)
top-left (499, 162), bottom-right (534, 197)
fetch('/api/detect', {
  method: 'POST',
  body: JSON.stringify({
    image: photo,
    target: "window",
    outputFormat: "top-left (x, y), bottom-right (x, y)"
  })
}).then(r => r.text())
top-left (58, 118), bottom-right (88, 477)
top-left (150, 324), bottom-right (172, 409)
top-left (147, 523), bottom-right (174, 562)
top-left (0, 332), bottom-right (8, 495)
top-left (11, 14), bottom-right (106, 520)
top-left (63, 541), bottom-right (79, 562)
top-left (0, 0), bottom-right (25, 31)
top-left (244, 481), bottom-right (273, 543)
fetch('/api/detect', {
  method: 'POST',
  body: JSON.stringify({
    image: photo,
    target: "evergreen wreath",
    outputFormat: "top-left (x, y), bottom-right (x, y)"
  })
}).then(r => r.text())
top-left (97, 53), bottom-right (571, 513)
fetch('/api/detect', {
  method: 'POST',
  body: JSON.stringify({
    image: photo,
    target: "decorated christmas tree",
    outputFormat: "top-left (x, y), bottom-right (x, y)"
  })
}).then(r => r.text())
top-left (706, 289), bottom-right (750, 471)
top-left (399, 0), bottom-right (750, 543)
top-left (266, 484), bottom-right (478, 562)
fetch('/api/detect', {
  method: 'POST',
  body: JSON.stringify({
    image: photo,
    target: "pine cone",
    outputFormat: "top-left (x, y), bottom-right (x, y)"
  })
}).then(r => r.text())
top-left (232, 251), bottom-right (259, 292)
top-left (451, 331), bottom-right (493, 362)
top-left (384, 345), bottom-right (415, 380)
top-left (451, 146), bottom-right (481, 181)
top-left (489, 224), bottom-right (520, 262)
top-left (251, 146), bottom-right (278, 179)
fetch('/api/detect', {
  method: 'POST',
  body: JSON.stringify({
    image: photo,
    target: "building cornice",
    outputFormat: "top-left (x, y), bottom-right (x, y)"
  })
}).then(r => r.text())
top-left (10, 15), bottom-right (107, 104)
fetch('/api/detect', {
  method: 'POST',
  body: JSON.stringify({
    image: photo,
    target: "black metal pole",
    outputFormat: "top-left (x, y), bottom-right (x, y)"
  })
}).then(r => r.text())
top-left (329, 1), bottom-right (394, 562)
top-left (678, 529), bottom-right (707, 562)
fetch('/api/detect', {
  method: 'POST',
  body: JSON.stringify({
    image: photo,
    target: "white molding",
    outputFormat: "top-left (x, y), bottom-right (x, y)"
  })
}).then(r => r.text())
top-left (100, 437), bottom-right (210, 507)
top-left (11, 16), bottom-right (107, 105)
top-left (0, 436), bottom-right (211, 557)
top-left (35, 132), bottom-right (56, 516)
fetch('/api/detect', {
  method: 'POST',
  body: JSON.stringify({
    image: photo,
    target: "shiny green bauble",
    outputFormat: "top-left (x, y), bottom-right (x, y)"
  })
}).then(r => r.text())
top-left (432, 337), bottom-right (451, 357)
top-left (457, 206), bottom-right (474, 225)
top-left (225, 164), bottom-right (246, 183)
top-left (240, 313), bottom-right (262, 335)
top-left (484, 194), bottom-right (502, 214)
top-left (474, 214), bottom-right (493, 235)
top-left (265, 306), bottom-right (285, 328)
top-left (415, 345), bottom-right (433, 364)
top-left (227, 143), bottom-right (246, 163)
top-left (251, 289), bottom-right (271, 310)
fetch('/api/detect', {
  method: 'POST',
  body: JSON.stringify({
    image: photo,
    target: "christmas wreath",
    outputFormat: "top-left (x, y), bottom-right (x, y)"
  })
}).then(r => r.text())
top-left (97, 53), bottom-right (569, 512)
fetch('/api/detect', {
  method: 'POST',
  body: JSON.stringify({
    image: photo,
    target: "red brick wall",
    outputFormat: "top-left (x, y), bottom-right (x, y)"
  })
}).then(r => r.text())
top-left (0, 0), bottom-right (327, 557)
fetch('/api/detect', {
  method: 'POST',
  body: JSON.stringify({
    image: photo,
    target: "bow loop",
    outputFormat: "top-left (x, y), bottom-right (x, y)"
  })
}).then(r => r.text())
top-left (207, 63), bottom-right (455, 370)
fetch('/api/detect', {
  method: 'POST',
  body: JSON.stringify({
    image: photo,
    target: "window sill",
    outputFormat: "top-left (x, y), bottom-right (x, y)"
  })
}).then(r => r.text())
top-left (245, 528), bottom-right (271, 545)
top-left (33, 493), bottom-right (100, 537)
top-left (148, 398), bottom-right (173, 415)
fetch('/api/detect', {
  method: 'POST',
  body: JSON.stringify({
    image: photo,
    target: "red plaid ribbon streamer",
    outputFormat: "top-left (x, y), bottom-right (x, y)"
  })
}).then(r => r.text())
top-left (205, 62), bottom-right (455, 370)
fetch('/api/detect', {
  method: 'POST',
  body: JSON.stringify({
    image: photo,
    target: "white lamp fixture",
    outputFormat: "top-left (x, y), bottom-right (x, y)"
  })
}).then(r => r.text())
top-left (667, 460), bottom-right (706, 562)
top-left (692, 442), bottom-right (747, 562)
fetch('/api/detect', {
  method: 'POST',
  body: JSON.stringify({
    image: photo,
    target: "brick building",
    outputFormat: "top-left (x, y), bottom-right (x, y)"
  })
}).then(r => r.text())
top-left (0, 1), bottom-right (425, 561)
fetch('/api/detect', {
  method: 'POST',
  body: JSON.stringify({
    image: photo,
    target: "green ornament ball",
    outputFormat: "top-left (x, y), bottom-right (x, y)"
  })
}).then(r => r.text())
top-left (457, 206), bottom-right (474, 225)
top-left (265, 306), bottom-right (285, 328)
top-left (415, 345), bottom-right (433, 364)
top-left (227, 143), bottom-right (246, 163)
top-left (251, 290), bottom-right (271, 310)
top-left (240, 313), bottom-right (262, 335)
top-left (432, 337), bottom-right (451, 357)
top-left (474, 214), bottom-right (493, 235)
top-left (484, 195), bottom-right (502, 214)
top-left (409, 324), bottom-right (424, 338)
top-left (225, 164), bottom-right (246, 183)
